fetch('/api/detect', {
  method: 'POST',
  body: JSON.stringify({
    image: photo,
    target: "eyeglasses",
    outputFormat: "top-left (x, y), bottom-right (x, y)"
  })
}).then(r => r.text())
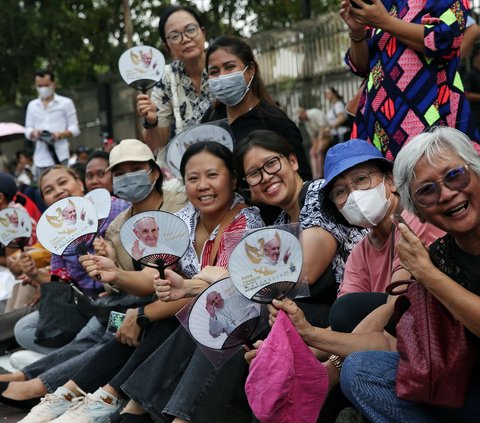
top-left (244, 156), bottom-right (284, 187)
top-left (329, 170), bottom-right (381, 205)
top-left (412, 165), bottom-right (471, 208)
top-left (166, 24), bottom-right (200, 45)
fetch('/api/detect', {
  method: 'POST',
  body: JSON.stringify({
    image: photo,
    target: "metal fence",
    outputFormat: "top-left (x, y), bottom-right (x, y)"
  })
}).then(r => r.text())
top-left (249, 12), bottom-right (363, 118)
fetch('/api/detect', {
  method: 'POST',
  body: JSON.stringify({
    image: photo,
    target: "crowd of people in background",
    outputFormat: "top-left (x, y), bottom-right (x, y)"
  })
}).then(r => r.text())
top-left (0, 1), bottom-right (480, 422)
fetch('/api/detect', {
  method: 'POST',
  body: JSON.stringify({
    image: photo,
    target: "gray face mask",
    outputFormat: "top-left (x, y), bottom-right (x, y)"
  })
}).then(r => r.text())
top-left (208, 66), bottom-right (254, 107)
top-left (113, 169), bottom-right (154, 203)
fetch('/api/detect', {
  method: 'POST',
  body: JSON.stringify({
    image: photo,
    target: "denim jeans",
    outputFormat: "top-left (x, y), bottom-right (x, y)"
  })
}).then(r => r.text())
top-left (341, 351), bottom-right (480, 423)
top-left (71, 317), bottom-right (179, 394)
top-left (23, 316), bottom-right (108, 392)
top-left (14, 311), bottom-right (58, 355)
top-left (122, 326), bottom-right (250, 423)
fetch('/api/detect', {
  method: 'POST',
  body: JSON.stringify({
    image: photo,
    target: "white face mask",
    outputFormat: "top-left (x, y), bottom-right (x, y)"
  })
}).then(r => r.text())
top-left (339, 179), bottom-right (391, 228)
top-left (37, 86), bottom-right (54, 99)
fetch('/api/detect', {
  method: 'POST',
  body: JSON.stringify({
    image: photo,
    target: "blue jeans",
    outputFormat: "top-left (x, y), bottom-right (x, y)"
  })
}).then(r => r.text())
top-left (122, 326), bottom-right (249, 423)
top-left (341, 351), bottom-right (480, 423)
top-left (22, 316), bottom-right (108, 392)
top-left (14, 311), bottom-right (58, 355)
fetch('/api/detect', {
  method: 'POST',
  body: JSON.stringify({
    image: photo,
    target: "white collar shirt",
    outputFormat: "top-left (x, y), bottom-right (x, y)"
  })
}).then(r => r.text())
top-left (25, 93), bottom-right (80, 167)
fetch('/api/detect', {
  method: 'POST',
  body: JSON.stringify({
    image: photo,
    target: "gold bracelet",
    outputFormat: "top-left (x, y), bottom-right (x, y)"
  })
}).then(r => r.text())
top-left (328, 354), bottom-right (343, 372)
top-left (349, 30), bottom-right (367, 43)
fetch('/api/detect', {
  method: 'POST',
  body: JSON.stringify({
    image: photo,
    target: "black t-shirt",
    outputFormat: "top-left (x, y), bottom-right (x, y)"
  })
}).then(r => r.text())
top-left (201, 102), bottom-right (312, 181)
top-left (429, 234), bottom-right (480, 297)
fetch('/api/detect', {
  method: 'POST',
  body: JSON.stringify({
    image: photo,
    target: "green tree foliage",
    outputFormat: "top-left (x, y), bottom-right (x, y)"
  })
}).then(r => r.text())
top-left (0, 0), bottom-right (337, 107)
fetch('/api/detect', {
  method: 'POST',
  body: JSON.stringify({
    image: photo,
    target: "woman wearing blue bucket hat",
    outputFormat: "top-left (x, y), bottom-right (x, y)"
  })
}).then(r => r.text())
top-left (320, 138), bottom-right (443, 299)
top-left (265, 138), bottom-right (444, 418)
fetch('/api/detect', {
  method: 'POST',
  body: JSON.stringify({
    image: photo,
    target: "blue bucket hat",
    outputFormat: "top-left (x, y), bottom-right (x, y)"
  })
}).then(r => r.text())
top-left (321, 139), bottom-right (393, 190)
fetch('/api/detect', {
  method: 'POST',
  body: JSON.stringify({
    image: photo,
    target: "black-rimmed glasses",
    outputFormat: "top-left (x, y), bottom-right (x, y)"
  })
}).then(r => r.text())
top-left (412, 165), bottom-right (471, 208)
top-left (244, 156), bottom-right (284, 187)
top-left (329, 170), bottom-right (381, 206)
top-left (166, 24), bottom-right (200, 45)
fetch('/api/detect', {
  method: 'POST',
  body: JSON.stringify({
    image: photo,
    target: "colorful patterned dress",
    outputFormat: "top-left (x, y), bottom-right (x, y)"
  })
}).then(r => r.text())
top-left (346, 0), bottom-right (479, 159)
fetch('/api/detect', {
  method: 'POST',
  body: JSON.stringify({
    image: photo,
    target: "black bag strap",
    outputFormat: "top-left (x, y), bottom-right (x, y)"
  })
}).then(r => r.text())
top-left (298, 181), bottom-right (313, 210)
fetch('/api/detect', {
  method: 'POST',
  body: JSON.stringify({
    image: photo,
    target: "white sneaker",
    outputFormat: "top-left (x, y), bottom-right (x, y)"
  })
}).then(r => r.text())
top-left (50, 388), bottom-right (123, 423)
top-left (17, 387), bottom-right (79, 423)
top-left (10, 350), bottom-right (46, 369)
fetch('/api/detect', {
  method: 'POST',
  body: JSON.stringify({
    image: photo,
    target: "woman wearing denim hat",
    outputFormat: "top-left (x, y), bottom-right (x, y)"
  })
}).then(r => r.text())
top-left (259, 137), bottom-right (444, 420)
top-left (338, 126), bottom-right (480, 421)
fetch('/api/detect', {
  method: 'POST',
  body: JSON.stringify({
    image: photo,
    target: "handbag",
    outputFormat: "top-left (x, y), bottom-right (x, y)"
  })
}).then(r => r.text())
top-left (35, 281), bottom-right (94, 348)
top-left (387, 280), bottom-right (477, 408)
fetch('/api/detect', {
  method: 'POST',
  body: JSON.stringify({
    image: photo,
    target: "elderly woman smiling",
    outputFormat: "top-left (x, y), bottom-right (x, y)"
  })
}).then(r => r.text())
top-left (266, 127), bottom-right (480, 421)
top-left (339, 126), bottom-right (480, 421)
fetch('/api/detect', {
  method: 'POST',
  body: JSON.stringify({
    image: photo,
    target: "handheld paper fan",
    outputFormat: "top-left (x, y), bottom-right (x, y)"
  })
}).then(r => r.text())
top-left (118, 46), bottom-right (165, 93)
top-left (36, 197), bottom-right (98, 256)
top-left (166, 124), bottom-right (234, 179)
top-left (85, 188), bottom-right (111, 233)
top-left (0, 207), bottom-right (32, 249)
top-left (188, 277), bottom-right (261, 350)
top-left (119, 211), bottom-right (190, 277)
top-left (228, 227), bottom-right (302, 303)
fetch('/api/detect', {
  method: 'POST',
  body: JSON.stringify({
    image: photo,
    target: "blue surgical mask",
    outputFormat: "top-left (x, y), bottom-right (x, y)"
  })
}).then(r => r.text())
top-left (113, 169), bottom-right (154, 203)
top-left (208, 66), bottom-right (254, 107)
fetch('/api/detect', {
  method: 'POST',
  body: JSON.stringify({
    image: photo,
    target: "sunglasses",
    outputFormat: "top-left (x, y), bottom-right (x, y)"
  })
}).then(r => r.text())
top-left (412, 165), bottom-right (471, 208)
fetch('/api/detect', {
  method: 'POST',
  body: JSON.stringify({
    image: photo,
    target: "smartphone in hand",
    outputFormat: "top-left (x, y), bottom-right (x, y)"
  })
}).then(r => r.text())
top-left (107, 311), bottom-right (126, 334)
top-left (392, 214), bottom-right (414, 234)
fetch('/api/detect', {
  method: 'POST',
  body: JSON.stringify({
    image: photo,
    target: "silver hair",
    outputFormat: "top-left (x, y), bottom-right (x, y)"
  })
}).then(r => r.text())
top-left (393, 127), bottom-right (480, 214)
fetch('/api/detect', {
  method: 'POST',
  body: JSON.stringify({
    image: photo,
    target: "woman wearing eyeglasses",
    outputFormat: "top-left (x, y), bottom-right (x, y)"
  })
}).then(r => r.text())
top-left (257, 136), bottom-right (445, 421)
top-left (137, 6), bottom-right (213, 152)
top-left (234, 130), bottom-right (366, 328)
top-left (339, 127), bottom-right (480, 422)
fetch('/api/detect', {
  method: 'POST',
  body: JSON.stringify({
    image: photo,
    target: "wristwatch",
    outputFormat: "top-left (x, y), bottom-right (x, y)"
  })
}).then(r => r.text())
top-left (143, 117), bottom-right (158, 129)
top-left (136, 306), bottom-right (151, 329)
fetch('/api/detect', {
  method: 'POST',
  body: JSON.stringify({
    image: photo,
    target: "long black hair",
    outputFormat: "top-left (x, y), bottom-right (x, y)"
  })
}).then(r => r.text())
top-left (206, 35), bottom-right (275, 106)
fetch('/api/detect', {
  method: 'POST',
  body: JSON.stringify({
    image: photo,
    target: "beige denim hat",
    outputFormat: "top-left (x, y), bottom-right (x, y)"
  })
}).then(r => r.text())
top-left (106, 139), bottom-right (155, 171)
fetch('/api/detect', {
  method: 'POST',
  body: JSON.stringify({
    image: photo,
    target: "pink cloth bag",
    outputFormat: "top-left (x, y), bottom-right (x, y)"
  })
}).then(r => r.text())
top-left (245, 310), bottom-right (329, 423)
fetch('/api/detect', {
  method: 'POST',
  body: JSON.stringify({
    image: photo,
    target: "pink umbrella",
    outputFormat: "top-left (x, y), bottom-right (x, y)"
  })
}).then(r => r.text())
top-left (0, 122), bottom-right (25, 143)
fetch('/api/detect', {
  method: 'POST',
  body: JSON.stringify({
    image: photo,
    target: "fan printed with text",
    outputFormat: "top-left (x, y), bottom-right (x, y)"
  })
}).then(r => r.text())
top-left (0, 207), bottom-right (32, 249)
top-left (118, 45), bottom-right (165, 92)
top-left (228, 228), bottom-right (302, 303)
top-left (188, 277), bottom-right (261, 350)
top-left (119, 211), bottom-right (190, 277)
top-left (85, 188), bottom-right (111, 233)
top-left (166, 124), bottom-right (234, 179)
top-left (36, 197), bottom-right (98, 256)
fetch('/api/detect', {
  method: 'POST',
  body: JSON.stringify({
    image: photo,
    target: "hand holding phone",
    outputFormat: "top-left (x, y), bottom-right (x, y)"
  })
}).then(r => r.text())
top-left (107, 311), bottom-right (126, 334)
top-left (392, 214), bottom-right (414, 234)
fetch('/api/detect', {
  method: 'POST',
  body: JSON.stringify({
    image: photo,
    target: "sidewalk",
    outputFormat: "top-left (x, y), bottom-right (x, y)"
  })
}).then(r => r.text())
top-left (1, 359), bottom-right (28, 421)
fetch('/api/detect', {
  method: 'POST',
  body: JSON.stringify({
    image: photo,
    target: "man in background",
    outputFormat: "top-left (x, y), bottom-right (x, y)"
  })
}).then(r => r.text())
top-left (25, 69), bottom-right (80, 179)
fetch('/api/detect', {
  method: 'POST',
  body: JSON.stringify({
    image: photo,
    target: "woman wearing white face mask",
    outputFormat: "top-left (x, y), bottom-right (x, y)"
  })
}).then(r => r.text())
top-left (321, 138), bottom-right (444, 297)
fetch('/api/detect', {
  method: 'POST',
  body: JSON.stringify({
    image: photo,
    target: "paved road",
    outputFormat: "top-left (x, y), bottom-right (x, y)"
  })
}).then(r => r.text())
top-left (0, 403), bottom-right (28, 422)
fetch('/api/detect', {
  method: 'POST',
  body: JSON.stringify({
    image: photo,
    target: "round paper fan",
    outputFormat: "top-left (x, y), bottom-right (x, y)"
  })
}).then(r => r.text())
top-left (118, 46), bottom-right (165, 92)
top-left (119, 211), bottom-right (190, 272)
top-left (188, 277), bottom-right (261, 350)
top-left (228, 227), bottom-right (303, 303)
top-left (85, 188), bottom-right (111, 233)
top-left (166, 124), bottom-right (233, 178)
top-left (0, 207), bottom-right (32, 249)
top-left (36, 197), bottom-right (98, 256)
